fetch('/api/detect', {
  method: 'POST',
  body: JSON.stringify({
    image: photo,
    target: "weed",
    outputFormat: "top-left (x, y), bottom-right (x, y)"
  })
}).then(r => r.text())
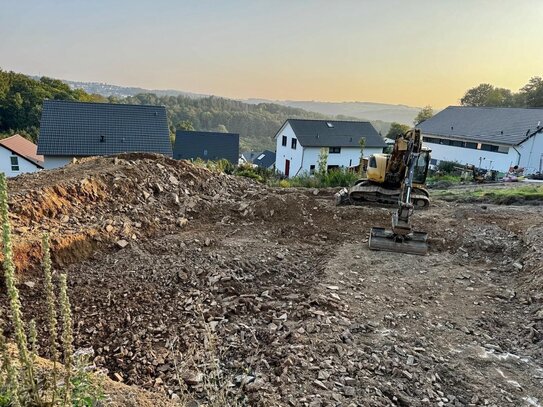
top-left (0, 174), bottom-right (102, 406)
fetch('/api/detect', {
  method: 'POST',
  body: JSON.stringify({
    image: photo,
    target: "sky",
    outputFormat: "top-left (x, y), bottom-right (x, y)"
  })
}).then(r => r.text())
top-left (0, 0), bottom-right (542, 107)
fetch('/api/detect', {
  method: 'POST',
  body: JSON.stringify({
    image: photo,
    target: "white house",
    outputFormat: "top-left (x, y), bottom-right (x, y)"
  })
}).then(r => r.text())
top-left (37, 100), bottom-right (172, 169)
top-left (0, 134), bottom-right (43, 177)
top-left (274, 119), bottom-right (387, 177)
top-left (417, 106), bottom-right (543, 174)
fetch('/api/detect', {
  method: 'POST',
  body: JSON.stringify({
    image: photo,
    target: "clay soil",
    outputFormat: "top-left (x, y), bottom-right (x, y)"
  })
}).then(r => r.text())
top-left (1, 155), bottom-right (542, 406)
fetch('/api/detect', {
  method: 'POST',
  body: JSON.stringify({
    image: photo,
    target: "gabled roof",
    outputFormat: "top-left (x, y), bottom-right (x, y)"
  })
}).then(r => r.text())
top-left (280, 119), bottom-right (386, 148)
top-left (174, 130), bottom-right (239, 164)
top-left (240, 151), bottom-right (261, 163)
top-left (0, 135), bottom-right (44, 166)
top-left (417, 106), bottom-right (543, 146)
top-left (253, 150), bottom-right (276, 168)
top-left (37, 100), bottom-right (172, 156)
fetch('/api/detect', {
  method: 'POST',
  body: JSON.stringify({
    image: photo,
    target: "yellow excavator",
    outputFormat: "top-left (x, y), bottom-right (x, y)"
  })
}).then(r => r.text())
top-left (336, 129), bottom-right (430, 255)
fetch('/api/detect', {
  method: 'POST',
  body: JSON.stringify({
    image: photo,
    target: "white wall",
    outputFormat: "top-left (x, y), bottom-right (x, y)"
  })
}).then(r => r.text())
top-left (422, 138), bottom-right (518, 173)
top-left (275, 123), bottom-right (304, 176)
top-left (43, 156), bottom-right (75, 170)
top-left (518, 132), bottom-right (543, 174)
top-left (0, 146), bottom-right (41, 177)
top-left (275, 122), bottom-right (384, 178)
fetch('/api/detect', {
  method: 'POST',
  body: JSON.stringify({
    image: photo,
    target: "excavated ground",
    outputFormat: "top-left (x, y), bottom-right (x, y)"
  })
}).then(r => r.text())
top-left (1, 155), bottom-right (542, 406)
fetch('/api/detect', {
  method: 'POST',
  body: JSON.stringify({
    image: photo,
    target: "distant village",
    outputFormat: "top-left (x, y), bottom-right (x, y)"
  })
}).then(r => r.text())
top-left (1, 99), bottom-right (542, 178)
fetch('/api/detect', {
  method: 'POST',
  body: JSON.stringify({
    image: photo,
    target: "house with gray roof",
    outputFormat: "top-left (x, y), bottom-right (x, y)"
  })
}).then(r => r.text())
top-left (174, 130), bottom-right (239, 164)
top-left (274, 119), bottom-right (386, 177)
top-left (38, 100), bottom-right (172, 169)
top-left (417, 106), bottom-right (543, 173)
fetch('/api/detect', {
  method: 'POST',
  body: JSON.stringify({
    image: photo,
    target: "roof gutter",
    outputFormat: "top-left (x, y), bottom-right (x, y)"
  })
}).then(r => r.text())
top-left (294, 147), bottom-right (305, 177)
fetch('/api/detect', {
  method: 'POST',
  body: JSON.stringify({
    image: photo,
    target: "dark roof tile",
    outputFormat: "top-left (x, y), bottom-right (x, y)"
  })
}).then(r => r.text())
top-left (417, 106), bottom-right (543, 146)
top-left (37, 100), bottom-right (172, 156)
top-left (284, 119), bottom-right (386, 148)
top-left (174, 131), bottom-right (239, 164)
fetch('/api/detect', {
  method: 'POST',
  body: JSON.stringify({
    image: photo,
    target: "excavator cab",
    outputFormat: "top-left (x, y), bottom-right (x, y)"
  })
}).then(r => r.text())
top-left (413, 149), bottom-right (431, 185)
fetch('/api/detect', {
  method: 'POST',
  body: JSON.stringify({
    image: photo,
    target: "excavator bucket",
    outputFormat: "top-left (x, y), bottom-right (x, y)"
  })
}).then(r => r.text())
top-left (368, 227), bottom-right (428, 255)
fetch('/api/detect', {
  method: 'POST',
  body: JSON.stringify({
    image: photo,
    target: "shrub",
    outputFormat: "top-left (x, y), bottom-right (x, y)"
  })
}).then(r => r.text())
top-left (437, 160), bottom-right (458, 174)
top-left (278, 180), bottom-right (291, 188)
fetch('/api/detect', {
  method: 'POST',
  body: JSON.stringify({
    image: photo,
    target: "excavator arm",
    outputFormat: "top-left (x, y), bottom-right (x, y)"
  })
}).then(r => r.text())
top-left (368, 130), bottom-right (429, 255)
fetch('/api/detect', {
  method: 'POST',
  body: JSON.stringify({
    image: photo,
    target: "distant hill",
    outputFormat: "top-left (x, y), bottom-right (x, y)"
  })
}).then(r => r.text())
top-left (245, 99), bottom-right (420, 126)
top-left (32, 77), bottom-right (210, 99)
top-left (62, 80), bottom-right (415, 127)
top-left (9, 74), bottom-right (405, 151)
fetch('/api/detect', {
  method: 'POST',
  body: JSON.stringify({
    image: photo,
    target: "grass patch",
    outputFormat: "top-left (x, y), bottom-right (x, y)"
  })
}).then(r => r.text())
top-left (433, 185), bottom-right (543, 204)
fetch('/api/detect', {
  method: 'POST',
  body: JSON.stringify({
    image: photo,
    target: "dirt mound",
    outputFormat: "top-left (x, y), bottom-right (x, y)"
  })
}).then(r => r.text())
top-left (4, 154), bottom-right (267, 272)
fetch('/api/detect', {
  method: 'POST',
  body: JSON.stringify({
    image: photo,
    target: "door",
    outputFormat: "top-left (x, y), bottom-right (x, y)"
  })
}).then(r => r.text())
top-left (285, 159), bottom-right (290, 177)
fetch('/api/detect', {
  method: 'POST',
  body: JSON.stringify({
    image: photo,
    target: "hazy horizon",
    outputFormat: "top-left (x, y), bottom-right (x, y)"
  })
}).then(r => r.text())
top-left (1, 0), bottom-right (542, 107)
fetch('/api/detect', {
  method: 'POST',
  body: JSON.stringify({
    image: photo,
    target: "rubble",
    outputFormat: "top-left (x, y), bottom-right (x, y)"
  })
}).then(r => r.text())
top-left (1, 154), bottom-right (542, 406)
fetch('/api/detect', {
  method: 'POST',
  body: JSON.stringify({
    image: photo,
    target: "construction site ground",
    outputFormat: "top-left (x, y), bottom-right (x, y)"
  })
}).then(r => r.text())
top-left (1, 155), bottom-right (542, 406)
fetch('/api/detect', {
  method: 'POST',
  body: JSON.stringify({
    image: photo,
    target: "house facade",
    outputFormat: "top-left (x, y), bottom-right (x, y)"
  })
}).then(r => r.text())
top-left (0, 135), bottom-right (43, 177)
top-left (418, 106), bottom-right (543, 173)
top-left (37, 100), bottom-right (172, 169)
top-left (274, 119), bottom-right (387, 177)
top-left (174, 130), bottom-right (239, 164)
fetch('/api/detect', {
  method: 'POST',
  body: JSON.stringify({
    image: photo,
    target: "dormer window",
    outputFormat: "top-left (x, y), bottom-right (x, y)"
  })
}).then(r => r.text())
top-left (326, 122), bottom-right (334, 128)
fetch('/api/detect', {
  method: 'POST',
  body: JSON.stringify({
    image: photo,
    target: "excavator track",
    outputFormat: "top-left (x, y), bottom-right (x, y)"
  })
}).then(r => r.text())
top-left (344, 181), bottom-right (430, 208)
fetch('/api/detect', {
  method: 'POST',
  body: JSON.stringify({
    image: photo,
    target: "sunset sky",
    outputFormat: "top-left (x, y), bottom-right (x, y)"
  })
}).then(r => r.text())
top-left (1, 0), bottom-right (542, 107)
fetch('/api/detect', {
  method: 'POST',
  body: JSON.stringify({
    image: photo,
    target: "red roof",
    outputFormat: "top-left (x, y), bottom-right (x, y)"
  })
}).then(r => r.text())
top-left (0, 135), bottom-right (44, 165)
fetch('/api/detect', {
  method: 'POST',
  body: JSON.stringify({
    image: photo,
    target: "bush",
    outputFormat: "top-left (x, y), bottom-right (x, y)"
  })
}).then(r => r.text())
top-left (437, 160), bottom-right (459, 174)
top-left (271, 168), bottom-right (360, 188)
top-left (278, 180), bottom-right (291, 188)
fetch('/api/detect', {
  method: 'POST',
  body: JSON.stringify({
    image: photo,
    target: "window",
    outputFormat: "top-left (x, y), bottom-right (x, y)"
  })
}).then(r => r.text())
top-left (309, 165), bottom-right (316, 175)
top-left (326, 122), bottom-right (334, 128)
top-left (10, 156), bottom-right (19, 172)
top-left (329, 147), bottom-right (341, 154)
top-left (480, 144), bottom-right (499, 152)
top-left (465, 142), bottom-right (478, 149)
top-left (282, 135), bottom-right (287, 146)
top-left (291, 138), bottom-right (297, 149)
top-left (257, 153), bottom-right (265, 160)
top-left (203, 149), bottom-right (208, 156)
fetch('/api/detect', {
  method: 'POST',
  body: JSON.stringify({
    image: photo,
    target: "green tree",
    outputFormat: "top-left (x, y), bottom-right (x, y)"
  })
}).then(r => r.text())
top-left (460, 83), bottom-right (516, 107)
top-left (176, 120), bottom-right (195, 131)
top-left (520, 76), bottom-right (543, 107)
top-left (414, 106), bottom-right (434, 125)
top-left (317, 148), bottom-right (328, 177)
top-left (386, 122), bottom-right (410, 139)
top-left (214, 124), bottom-right (228, 133)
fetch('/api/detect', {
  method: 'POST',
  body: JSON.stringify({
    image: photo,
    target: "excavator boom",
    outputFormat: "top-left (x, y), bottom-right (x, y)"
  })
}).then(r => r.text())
top-left (368, 129), bottom-right (429, 255)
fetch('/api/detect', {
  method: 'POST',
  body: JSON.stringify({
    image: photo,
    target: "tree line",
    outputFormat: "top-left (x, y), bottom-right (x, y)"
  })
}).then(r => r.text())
top-left (0, 69), bottom-right (339, 151)
top-left (0, 69), bottom-right (105, 141)
top-left (460, 76), bottom-right (543, 108)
